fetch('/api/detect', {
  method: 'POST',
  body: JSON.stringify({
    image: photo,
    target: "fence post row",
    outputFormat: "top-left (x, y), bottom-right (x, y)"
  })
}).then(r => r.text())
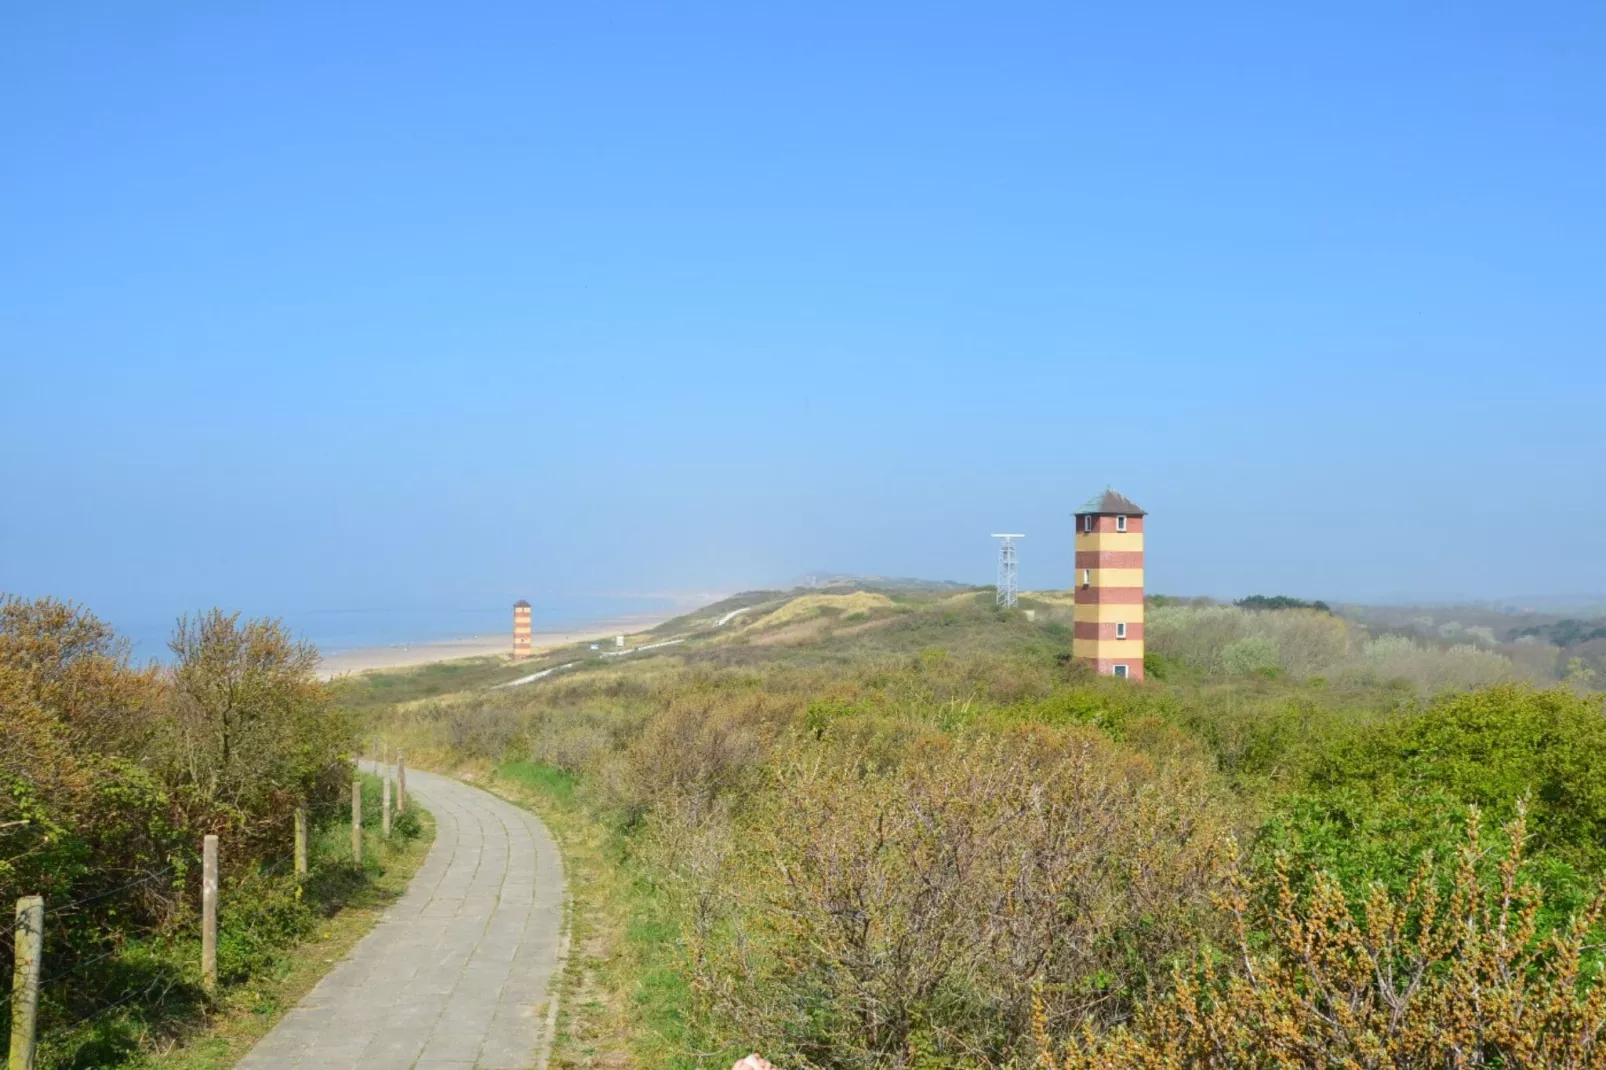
top-left (9, 895), bottom-right (43, 1070)
top-left (12, 817), bottom-right (318, 1058)
top-left (352, 780), bottom-right (363, 864)
top-left (201, 834), bottom-right (218, 992)
top-left (294, 807), bottom-right (309, 879)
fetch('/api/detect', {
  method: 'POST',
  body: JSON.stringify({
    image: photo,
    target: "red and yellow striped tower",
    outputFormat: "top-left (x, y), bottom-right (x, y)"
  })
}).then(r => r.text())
top-left (1072, 489), bottom-right (1145, 679)
top-left (513, 600), bottom-right (533, 660)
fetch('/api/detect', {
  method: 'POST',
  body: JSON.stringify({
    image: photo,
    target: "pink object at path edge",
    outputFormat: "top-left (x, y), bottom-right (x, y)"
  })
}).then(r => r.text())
top-left (732, 1057), bottom-right (776, 1070)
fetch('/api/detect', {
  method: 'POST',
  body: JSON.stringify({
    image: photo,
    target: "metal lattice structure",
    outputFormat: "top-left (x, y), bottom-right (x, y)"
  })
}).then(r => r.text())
top-left (991, 534), bottom-right (1023, 608)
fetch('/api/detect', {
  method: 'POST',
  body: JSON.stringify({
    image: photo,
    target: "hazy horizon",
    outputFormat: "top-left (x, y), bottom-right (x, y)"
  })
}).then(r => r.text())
top-left (4, 2), bottom-right (1603, 621)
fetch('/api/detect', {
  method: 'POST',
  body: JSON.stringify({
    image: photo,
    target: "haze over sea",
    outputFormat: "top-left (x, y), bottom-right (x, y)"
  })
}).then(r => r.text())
top-left (98, 594), bottom-right (678, 663)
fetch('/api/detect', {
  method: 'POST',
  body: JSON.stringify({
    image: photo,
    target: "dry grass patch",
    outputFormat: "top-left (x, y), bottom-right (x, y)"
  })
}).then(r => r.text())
top-left (736, 592), bottom-right (895, 634)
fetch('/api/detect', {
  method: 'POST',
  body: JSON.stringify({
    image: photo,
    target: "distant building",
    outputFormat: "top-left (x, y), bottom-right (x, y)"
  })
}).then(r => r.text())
top-left (513, 600), bottom-right (532, 660)
top-left (1072, 489), bottom-right (1145, 679)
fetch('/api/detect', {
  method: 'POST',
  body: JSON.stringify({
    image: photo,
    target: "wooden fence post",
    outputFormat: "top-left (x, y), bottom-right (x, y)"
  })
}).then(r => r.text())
top-left (382, 775), bottom-right (392, 838)
top-left (201, 835), bottom-right (218, 992)
top-left (294, 807), bottom-right (308, 879)
top-left (397, 754), bottom-right (407, 813)
top-left (351, 780), bottom-right (363, 864)
top-left (9, 895), bottom-right (43, 1070)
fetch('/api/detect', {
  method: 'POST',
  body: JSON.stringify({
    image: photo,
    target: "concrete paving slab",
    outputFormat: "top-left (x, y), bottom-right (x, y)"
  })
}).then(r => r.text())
top-left (236, 766), bottom-right (565, 1070)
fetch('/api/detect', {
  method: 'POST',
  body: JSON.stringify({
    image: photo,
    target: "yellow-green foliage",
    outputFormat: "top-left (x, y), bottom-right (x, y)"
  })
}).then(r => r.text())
top-left (1147, 603), bottom-right (1523, 689)
top-left (735, 591), bottom-right (897, 633)
top-left (1044, 809), bottom-right (1606, 1069)
top-left (356, 592), bottom-right (1606, 1066)
top-left (0, 596), bottom-right (357, 1064)
top-left (691, 729), bottom-right (1234, 1067)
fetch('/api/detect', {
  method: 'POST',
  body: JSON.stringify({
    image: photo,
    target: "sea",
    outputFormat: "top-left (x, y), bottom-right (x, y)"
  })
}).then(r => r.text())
top-left (105, 594), bottom-right (680, 664)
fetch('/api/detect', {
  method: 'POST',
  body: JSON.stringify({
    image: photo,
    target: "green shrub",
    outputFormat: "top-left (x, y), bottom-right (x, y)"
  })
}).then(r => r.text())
top-left (216, 874), bottom-right (317, 984)
top-left (392, 806), bottom-right (423, 840)
top-left (689, 728), bottom-right (1235, 1068)
top-left (1046, 808), bottom-right (1606, 1068)
top-left (0, 596), bottom-right (358, 1062)
top-left (1221, 635), bottom-right (1279, 675)
top-left (1260, 685), bottom-right (1606, 915)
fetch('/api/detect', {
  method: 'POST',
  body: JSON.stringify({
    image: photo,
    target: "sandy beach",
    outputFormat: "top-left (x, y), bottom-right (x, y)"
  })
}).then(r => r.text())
top-left (316, 612), bottom-right (678, 679)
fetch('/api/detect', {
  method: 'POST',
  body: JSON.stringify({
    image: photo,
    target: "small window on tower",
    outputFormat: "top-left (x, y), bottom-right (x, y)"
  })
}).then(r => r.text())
top-left (1116, 515), bottom-right (1127, 532)
top-left (1082, 568), bottom-right (1091, 587)
top-left (1113, 664), bottom-right (1129, 678)
top-left (1116, 622), bottom-right (1127, 639)
top-left (1083, 514), bottom-right (1093, 533)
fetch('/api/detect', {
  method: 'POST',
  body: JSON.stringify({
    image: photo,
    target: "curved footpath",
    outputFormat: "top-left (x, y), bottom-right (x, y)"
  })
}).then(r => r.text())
top-left (237, 765), bottom-right (566, 1070)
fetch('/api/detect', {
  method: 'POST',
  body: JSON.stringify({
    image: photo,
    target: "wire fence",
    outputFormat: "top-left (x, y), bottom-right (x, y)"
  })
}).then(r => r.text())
top-left (53, 965), bottom-right (184, 1036)
top-left (3, 807), bottom-right (318, 1047)
top-left (5, 767), bottom-right (402, 1056)
top-left (45, 865), bottom-right (179, 917)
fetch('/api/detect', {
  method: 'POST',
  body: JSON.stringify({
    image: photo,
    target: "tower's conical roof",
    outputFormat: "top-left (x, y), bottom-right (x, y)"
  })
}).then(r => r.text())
top-left (514, 599), bottom-right (532, 608)
top-left (1076, 488), bottom-right (1146, 516)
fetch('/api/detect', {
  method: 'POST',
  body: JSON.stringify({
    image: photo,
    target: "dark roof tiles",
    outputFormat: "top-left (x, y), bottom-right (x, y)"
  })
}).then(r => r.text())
top-left (1076, 488), bottom-right (1146, 516)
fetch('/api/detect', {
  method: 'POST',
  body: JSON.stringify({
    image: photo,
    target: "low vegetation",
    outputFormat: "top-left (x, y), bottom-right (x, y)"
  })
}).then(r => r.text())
top-left (352, 584), bottom-right (1606, 1067)
top-left (0, 595), bottom-right (415, 1069)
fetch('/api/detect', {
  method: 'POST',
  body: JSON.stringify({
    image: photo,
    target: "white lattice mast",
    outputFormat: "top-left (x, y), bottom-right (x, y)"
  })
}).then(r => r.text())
top-left (992, 534), bottom-right (1023, 608)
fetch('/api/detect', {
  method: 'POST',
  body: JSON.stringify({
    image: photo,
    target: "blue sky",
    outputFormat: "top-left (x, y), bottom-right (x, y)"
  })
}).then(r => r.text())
top-left (3, 0), bottom-right (1603, 629)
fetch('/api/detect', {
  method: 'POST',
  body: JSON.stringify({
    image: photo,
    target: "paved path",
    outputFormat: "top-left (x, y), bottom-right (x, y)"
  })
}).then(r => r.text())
top-left (237, 766), bottom-right (565, 1070)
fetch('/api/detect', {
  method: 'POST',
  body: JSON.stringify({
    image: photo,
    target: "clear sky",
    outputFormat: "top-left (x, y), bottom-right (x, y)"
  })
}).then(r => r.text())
top-left (3, 1), bottom-right (1603, 627)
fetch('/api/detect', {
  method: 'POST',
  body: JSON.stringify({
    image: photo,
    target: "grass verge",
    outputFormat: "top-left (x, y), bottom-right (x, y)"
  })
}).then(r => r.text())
top-left (486, 760), bottom-right (715, 1070)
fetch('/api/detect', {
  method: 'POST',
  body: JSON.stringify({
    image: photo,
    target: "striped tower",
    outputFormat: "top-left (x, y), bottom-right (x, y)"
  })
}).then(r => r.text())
top-left (513, 600), bottom-right (533, 660)
top-left (1072, 489), bottom-right (1145, 680)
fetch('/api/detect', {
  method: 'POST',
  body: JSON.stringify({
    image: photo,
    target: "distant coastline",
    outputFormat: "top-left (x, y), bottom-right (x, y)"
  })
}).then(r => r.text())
top-left (101, 594), bottom-right (715, 666)
top-left (315, 609), bottom-right (686, 679)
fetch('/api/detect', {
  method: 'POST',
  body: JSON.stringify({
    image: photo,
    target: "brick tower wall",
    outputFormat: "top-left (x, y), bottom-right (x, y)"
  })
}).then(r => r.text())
top-left (1072, 514), bottom-right (1144, 679)
top-left (513, 604), bottom-right (533, 660)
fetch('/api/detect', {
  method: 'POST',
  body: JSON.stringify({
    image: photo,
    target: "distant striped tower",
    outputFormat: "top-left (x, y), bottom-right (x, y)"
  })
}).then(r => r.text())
top-left (513, 600), bottom-right (533, 660)
top-left (1072, 489), bottom-right (1145, 680)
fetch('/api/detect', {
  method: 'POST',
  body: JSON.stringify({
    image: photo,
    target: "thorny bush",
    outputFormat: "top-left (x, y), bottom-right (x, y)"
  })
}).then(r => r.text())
top-left (1042, 807), bottom-right (1606, 1069)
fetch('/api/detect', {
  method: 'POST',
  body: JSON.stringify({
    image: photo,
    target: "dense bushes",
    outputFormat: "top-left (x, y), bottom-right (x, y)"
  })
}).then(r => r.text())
top-left (357, 592), bottom-right (1606, 1066)
top-left (693, 729), bottom-right (1234, 1067)
top-left (2, 598), bottom-right (352, 916)
top-left (0, 595), bottom-right (357, 1058)
top-left (1147, 604), bottom-right (1523, 689)
top-left (1261, 685), bottom-right (1606, 914)
top-left (1044, 809), bottom-right (1606, 1068)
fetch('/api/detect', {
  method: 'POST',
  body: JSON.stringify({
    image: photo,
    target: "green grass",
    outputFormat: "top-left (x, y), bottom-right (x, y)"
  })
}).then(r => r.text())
top-left (496, 760), bottom-right (577, 803)
top-left (489, 760), bottom-right (721, 1069)
top-left (331, 657), bottom-right (519, 710)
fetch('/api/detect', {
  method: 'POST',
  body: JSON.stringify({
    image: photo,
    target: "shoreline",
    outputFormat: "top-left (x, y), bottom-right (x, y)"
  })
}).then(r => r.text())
top-left (316, 611), bottom-right (679, 679)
